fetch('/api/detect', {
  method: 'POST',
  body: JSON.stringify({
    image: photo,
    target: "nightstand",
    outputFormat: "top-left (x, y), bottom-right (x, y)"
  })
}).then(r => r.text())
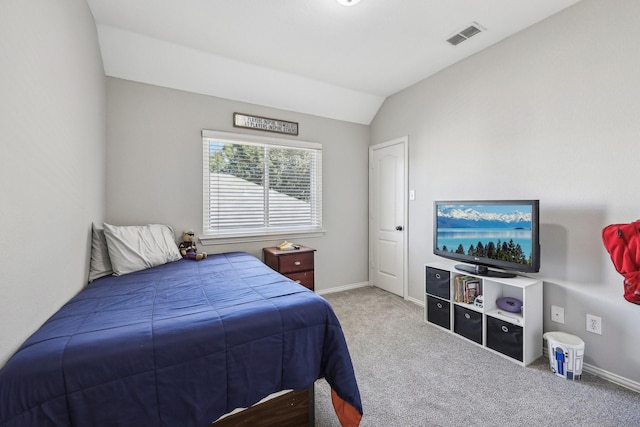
top-left (263, 245), bottom-right (316, 291)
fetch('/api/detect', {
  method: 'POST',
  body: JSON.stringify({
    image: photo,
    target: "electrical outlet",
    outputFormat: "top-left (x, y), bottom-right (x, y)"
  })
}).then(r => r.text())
top-left (586, 314), bottom-right (602, 335)
top-left (551, 305), bottom-right (565, 323)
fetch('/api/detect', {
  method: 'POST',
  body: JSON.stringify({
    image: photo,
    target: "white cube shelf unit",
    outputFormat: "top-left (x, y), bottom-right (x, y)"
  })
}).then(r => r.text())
top-left (424, 261), bottom-right (543, 366)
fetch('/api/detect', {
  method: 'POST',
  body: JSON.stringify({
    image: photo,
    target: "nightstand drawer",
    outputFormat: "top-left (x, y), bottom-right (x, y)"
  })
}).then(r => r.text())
top-left (263, 245), bottom-right (316, 291)
top-left (278, 252), bottom-right (314, 273)
top-left (285, 271), bottom-right (314, 290)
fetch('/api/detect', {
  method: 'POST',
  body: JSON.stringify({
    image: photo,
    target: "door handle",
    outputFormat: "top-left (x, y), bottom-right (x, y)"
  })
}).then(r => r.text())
top-left (395, 225), bottom-right (403, 231)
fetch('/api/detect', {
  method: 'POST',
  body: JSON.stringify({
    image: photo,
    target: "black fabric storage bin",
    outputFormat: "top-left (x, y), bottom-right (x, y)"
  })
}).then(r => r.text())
top-left (454, 306), bottom-right (482, 344)
top-left (426, 267), bottom-right (450, 299)
top-left (427, 296), bottom-right (450, 329)
top-left (486, 316), bottom-right (523, 361)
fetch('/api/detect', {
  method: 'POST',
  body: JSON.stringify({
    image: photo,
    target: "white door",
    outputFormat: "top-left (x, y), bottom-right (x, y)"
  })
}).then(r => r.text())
top-left (369, 137), bottom-right (407, 297)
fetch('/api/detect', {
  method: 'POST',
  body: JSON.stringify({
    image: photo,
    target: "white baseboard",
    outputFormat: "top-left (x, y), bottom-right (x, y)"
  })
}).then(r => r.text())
top-left (541, 346), bottom-right (640, 393)
top-left (583, 362), bottom-right (640, 393)
top-left (315, 281), bottom-right (371, 296)
top-left (405, 295), bottom-right (424, 307)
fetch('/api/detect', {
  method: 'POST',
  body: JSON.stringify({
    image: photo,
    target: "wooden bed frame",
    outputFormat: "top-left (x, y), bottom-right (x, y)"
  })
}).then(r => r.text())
top-left (211, 386), bottom-right (314, 427)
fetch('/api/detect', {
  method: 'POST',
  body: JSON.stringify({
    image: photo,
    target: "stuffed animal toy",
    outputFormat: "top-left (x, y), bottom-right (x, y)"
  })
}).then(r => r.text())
top-left (179, 229), bottom-right (207, 261)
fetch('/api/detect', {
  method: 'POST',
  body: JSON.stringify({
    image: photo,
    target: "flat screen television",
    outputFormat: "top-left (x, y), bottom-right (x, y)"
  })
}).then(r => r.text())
top-left (433, 200), bottom-right (540, 278)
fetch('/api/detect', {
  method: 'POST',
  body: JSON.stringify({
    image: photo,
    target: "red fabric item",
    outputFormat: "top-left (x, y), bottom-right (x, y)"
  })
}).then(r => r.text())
top-left (602, 220), bottom-right (640, 304)
top-left (331, 389), bottom-right (362, 427)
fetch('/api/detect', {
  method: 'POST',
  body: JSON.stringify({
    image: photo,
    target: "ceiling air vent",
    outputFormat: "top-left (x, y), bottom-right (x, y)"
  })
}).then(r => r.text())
top-left (446, 22), bottom-right (485, 46)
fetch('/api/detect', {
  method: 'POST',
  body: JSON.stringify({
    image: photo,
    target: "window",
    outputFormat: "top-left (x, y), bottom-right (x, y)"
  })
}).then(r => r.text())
top-left (202, 130), bottom-right (322, 242)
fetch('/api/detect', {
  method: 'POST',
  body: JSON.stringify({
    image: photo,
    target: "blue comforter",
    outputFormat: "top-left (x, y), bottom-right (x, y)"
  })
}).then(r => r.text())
top-left (0, 252), bottom-right (362, 426)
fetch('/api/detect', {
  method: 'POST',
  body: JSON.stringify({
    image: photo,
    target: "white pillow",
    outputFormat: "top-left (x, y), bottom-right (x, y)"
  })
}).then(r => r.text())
top-left (103, 223), bottom-right (182, 276)
top-left (88, 224), bottom-right (113, 282)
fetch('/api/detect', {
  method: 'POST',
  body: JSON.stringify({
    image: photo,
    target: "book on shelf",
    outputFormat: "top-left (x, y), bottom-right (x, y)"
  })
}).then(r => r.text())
top-left (454, 275), bottom-right (482, 304)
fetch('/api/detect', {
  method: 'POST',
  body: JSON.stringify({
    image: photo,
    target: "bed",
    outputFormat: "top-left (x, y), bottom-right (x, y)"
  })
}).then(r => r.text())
top-left (0, 224), bottom-right (362, 427)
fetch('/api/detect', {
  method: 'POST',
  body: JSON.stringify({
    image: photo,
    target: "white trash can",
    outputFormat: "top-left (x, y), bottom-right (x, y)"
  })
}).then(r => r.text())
top-left (543, 331), bottom-right (585, 380)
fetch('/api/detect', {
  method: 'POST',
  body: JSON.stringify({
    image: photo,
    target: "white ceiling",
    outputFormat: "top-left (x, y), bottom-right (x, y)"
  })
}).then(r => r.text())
top-left (87, 0), bottom-right (581, 125)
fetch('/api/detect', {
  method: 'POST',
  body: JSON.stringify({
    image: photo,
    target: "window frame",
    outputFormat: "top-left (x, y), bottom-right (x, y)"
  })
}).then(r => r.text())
top-left (201, 130), bottom-right (324, 245)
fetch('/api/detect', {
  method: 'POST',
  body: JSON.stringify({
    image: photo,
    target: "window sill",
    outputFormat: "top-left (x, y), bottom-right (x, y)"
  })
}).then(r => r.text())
top-left (199, 229), bottom-right (325, 246)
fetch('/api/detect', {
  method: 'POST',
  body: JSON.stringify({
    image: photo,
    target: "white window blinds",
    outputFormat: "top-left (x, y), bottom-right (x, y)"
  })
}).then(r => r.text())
top-left (202, 130), bottom-right (322, 239)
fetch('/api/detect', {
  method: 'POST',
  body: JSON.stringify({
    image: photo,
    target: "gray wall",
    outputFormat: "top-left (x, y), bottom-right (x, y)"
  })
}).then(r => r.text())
top-left (0, 0), bottom-right (106, 365)
top-left (371, 0), bottom-right (640, 384)
top-left (105, 78), bottom-right (370, 293)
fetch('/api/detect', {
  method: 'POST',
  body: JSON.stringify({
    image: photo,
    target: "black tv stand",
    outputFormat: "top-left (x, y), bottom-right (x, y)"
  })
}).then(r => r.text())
top-left (455, 264), bottom-right (517, 278)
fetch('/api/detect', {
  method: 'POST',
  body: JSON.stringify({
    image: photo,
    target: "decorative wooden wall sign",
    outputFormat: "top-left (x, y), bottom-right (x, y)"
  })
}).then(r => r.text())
top-left (233, 113), bottom-right (299, 136)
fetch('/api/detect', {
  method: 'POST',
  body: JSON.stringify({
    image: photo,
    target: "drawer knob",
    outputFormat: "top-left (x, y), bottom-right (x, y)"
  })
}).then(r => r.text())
top-left (436, 302), bottom-right (443, 309)
top-left (435, 273), bottom-right (441, 279)
top-left (501, 325), bottom-right (509, 333)
top-left (465, 313), bottom-right (470, 319)
top-left (294, 261), bottom-right (301, 266)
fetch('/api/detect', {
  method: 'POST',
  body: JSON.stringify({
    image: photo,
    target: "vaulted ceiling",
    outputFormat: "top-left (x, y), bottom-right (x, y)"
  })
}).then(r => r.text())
top-left (87, 0), bottom-right (581, 124)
